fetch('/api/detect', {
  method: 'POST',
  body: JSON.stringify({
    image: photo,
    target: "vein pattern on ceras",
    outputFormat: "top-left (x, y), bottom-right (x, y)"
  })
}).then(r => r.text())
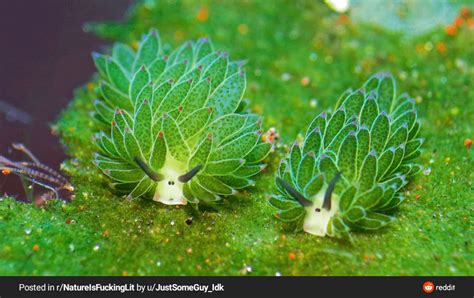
top-left (270, 72), bottom-right (423, 237)
top-left (92, 29), bottom-right (272, 205)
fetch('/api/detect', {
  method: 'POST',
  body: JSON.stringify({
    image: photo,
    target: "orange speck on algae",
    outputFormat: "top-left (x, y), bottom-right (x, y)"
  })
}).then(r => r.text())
top-left (467, 18), bottom-right (474, 29)
top-left (445, 25), bottom-right (457, 36)
top-left (288, 252), bottom-right (296, 261)
top-left (262, 127), bottom-right (279, 144)
top-left (33, 244), bottom-right (40, 252)
top-left (1, 169), bottom-right (10, 175)
top-left (454, 16), bottom-right (465, 28)
top-left (436, 42), bottom-right (446, 54)
top-left (237, 24), bottom-right (249, 35)
top-left (300, 76), bottom-right (310, 86)
top-left (464, 139), bottom-right (473, 149)
top-left (86, 82), bottom-right (94, 91)
top-left (253, 104), bottom-right (263, 114)
top-left (197, 7), bottom-right (209, 22)
top-left (337, 15), bottom-right (349, 25)
top-left (460, 6), bottom-right (472, 19)
top-left (102, 230), bottom-right (110, 237)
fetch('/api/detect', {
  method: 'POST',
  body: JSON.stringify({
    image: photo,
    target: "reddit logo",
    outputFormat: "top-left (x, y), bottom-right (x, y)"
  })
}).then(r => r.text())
top-left (423, 281), bottom-right (435, 293)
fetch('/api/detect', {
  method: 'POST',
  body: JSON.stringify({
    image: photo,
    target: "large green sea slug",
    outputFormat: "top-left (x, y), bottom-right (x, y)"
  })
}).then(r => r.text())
top-left (270, 72), bottom-right (423, 237)
top-left (92, 29), bottom-right (272, 205)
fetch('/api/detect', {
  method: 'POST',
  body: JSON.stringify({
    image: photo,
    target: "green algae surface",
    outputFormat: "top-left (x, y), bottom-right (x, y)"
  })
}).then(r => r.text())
top-left (1, 0), bottom-right (473, 275)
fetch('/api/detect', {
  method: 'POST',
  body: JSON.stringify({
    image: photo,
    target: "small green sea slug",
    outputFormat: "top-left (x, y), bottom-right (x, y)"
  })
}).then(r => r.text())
top-left (270, 72), bottom-right (423, 237)
top-left (92, 29), bottom-right (272, 205)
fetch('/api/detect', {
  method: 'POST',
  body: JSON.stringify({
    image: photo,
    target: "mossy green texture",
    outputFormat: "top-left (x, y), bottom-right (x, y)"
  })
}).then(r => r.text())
top-left (1, 0), bottom-right (473, 275)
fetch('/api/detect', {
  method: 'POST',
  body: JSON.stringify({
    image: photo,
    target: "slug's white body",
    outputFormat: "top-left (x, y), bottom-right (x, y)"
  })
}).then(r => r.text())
top-left (153, 155), bottom-right (187, 205)
top-left (303, 187), bottom-right (339, 236)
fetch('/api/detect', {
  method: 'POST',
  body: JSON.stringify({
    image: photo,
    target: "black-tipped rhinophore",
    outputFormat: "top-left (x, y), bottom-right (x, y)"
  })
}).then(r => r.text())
top-left (178, 164), bottom-right (203, 183)
top-left (133, 156), bottom-right (163, 181)
top-left (276, 177), bottom-right (313, 207)
top-left (322, 172), bottom-right (342, 211)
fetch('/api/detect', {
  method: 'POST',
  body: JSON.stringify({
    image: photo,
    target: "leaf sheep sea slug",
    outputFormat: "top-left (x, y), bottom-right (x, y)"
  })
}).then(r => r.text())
top-left (270, 72), bottom-right (423, 237)
top-left (92, 29), bottom-right (272, 205)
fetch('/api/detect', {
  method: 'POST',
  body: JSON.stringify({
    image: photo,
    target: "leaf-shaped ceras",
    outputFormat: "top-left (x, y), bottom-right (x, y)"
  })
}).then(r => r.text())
top-left (93, 29), bottom-right (272, 205)
top-left (270, 72), bottom-right (423, 237)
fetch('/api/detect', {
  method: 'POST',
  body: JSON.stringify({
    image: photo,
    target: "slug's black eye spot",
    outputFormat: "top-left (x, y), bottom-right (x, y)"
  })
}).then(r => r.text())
top-left (315, 208), bottom-right (321, 213)
top-left (168, 181), bottom-right (175, 185)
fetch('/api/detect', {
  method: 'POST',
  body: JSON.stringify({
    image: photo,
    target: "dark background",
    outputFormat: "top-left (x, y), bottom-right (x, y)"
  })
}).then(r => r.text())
top-left (0, 0), bottom-right (133, 198)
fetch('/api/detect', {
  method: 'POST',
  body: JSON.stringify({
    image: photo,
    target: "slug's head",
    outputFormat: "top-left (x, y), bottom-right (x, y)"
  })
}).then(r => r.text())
top-left (276, 173), bottom-right (342, 236)
top-left (303, 172), bottom-right (341, 236)
top-left (134, 156), bottom-right (202, 205)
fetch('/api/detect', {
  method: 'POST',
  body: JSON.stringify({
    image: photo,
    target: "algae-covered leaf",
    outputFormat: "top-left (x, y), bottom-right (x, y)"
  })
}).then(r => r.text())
top-left (324, 108), bottom-right (346, 147)
top-left (206, 158), bottom-right (244, 175)
top-left (269, 195), bottom-right (303, 210)
top-left (112, 43), bottom-right (135, 72)
top-left (106, 57), bottom-right (130, 94)
top-left (337, 132), bottom-right (357, 180)
top-left (211, 131), bottom-right (259, 161)
top-left (133, 99), bottom-right (153, 155)
top-left (245, 142), bottom-right (272, 163)
top-left (130, 66), bottom-right (151, 105)
top-left (178, 107), bottom-right (214, 140)
top-left (303, 127), bottom-right (322, 154)
top-left (207, 72), bottom-right (245, 117)
top-left (149, 132), bottom-right (166, 170)
top-left (188, 134), bottom-right (213, 169)
top-left (370, 112), bottom-right (390, 153)
top-left (297, 152), bottom-right (315, 188)
top-left (360, 95), bottom-right (379, 126)
top-left (277, 207), bottom-right (305, 222)
top-left (133, 29), bottom-right (161, 72)
top-left (179, 78), bottom-right (211, 118)
top-left (159, 80), bottom-right (192, 113)
top-left (197, 175), bottom-right (234, 195)
top-left (161, 114), bottom-right (190, 161)
top-left (100, 80), bottom-right (133, 111)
